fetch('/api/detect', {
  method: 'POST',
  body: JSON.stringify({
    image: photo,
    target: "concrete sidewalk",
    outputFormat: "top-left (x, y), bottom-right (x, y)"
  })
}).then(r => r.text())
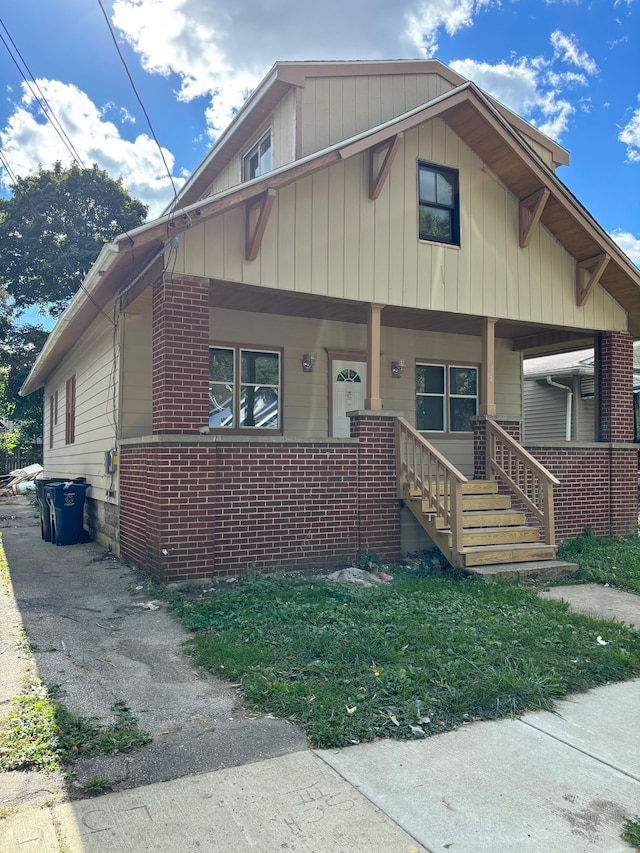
top-left (1, 497), bottom-right (639, 851)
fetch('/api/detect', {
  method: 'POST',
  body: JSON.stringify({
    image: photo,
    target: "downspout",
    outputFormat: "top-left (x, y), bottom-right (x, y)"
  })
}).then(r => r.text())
top-left (546, 376), bottom-right (573, 441)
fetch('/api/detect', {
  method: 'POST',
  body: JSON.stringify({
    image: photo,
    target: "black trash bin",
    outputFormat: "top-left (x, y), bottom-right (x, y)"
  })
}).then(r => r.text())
top-left (35, 478), bottom-right (66, 541)
top-left (44, 481), bottom-right (91, 546)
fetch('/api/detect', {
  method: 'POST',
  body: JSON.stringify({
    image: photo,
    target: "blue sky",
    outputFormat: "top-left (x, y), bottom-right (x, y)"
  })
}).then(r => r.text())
top-left (1, 0), bottom-right (639, 268)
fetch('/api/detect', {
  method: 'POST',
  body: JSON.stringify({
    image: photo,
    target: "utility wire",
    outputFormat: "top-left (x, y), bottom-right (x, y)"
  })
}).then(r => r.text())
top-left (0, 18), bottom-right (86, 167)
top-left (96, 0), bottom-right (182, 218)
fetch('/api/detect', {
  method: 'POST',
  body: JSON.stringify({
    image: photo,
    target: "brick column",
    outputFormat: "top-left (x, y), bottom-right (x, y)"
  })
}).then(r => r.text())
top-left (597, 331), bottom-right (634, 442)
top-left (152, 276), bottom-right (210, 434)
top-left (473, 417), bottom-right (521, 480)
top-left (350, 411), bottom-right (401, 563)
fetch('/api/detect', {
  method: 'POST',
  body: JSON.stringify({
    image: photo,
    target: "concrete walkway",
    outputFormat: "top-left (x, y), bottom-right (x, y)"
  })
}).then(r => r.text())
top-left (1, 497), bottom-right (639, 851)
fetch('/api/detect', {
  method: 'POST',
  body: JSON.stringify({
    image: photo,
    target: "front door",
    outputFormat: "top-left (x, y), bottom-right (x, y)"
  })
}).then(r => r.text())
top-left (332, 360), bottom-right (367, 437)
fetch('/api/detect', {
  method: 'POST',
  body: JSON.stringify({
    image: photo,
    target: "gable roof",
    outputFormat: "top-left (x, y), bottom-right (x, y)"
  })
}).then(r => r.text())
top-left (173, 59), bottom-right (570, 212)
top-left (21, 69), bottom-right (640, 396)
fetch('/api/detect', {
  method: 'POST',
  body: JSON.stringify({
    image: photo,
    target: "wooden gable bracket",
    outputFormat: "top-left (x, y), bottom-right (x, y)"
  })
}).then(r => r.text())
top-left (576, 252), bottom-right (610, 307)
top-left (369, 133), bottom-right (403, 200)
top-left (245, 188), bottom-right (277, 261)
top-left (519, 187), bottom-right (550, 248)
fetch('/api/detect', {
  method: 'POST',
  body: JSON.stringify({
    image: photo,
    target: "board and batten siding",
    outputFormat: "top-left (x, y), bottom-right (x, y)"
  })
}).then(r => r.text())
top-left (42, 314), bottom-right (118, 494)
top-left (177, 119), bottom-right (627, 334)
top-left (120, 306), bottom-right (153, 439)
top-left (299, 72), bottom-right (454, 156)
top-left (205, 89), bottom-right (297, 199)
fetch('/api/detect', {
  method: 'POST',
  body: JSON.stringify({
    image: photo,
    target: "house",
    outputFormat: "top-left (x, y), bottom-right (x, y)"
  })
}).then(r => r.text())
top-left (20, 60), bottom-right (640, 583)
top-left (523, 344), bottom-right (640, 443)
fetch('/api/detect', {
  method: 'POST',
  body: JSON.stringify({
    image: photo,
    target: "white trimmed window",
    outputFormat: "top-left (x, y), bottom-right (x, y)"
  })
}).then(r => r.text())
top-left (209, 346), bottom-right (280, 429)
top-left (416, 363), bottom-right (477, 433)
top-left (243, 130), bottom-right (272, 181)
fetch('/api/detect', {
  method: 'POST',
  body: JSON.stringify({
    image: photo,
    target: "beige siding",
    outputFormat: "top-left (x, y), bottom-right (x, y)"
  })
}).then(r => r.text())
top-left (42, 315), bottom-right (119, 495)
top-left (300, 73), bottom-right (455, 156)
top-left (206, 90), bottom-right (297, 198)
top-left (179, 119), bottom-right (627, 333)
top-left (209, 312), bottom-right (521, 474)
top-left (120, 306), bottom-right (153, 439)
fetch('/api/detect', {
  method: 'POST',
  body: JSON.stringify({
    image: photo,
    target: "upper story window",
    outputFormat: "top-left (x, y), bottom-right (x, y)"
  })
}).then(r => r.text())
top-left (416, 363), bottom-right (477, 433)
top-left (418, 161), bottom-right (460, 246)
top-left (209, 346), bottom-right (281, 430)
top-left (243, 130), bottom-right (272, 181)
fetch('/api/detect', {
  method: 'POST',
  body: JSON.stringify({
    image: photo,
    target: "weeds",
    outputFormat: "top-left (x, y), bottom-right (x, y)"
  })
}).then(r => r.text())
top-left (82, 775), bottom-right (112, 797)
top-left (0, 680), bottom-right (151, 772)
top-left (165, 573), bottom-right (640, 749)
top-left (622, 817), bottom-right (640, 851)
top-left (557, 532), bottom-right (640, 593)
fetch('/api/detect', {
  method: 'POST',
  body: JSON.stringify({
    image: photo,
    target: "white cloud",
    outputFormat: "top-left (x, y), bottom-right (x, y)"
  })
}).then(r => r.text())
top-left (111, 0), bottom-right (494, 133)
top-left (0, 79), bottom-right (183, 217)
top-left (619, 100), bottom-right (640, 162)
top-left (609, 230), bottom-right (640, 266)
top-left (450, 57), bottom-right (575, 140)
top-left (550, 30), bottom-right (598, 74)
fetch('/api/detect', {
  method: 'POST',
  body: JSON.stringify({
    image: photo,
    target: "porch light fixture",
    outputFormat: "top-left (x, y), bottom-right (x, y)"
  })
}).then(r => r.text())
top-left (301, 352), bottom-right (316, 373)
top-left (391, 359), bottom-right (405, 378)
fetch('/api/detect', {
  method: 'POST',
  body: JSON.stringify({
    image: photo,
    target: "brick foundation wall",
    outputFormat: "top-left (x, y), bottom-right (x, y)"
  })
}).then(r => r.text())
top-left (120, 439), bottom-right (360, 582)
top-left (524, 444), bottom-right (638, 541)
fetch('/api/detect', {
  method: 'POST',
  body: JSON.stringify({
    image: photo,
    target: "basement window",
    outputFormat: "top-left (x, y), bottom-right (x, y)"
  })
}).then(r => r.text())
top-left (418, 161), bottom-right (460, 246)
top-left (209, 346), bottom-right (281, 430)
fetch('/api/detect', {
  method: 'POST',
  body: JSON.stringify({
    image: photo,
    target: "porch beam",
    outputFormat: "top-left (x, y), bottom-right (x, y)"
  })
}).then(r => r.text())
top-left (479, 317), bottom-right (497, 416)
top-left (576, 252), bottom-right (610, 307)
top-left (365, 303), bottom-right (384, 410)
top-left (245, 188), bottom-right (277, 261)
top-left (369, 134), bottom-right (403, 200)
top-left (511, 331), bottom-right (593, 353)
top-left (519, 187), bottom-right (550, 248)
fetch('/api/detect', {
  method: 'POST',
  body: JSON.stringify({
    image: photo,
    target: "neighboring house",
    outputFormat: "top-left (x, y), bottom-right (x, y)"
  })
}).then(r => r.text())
top-left (523, 344), bottom-right (640, 443)
top-left (20, 60), bottom-right (640, 583)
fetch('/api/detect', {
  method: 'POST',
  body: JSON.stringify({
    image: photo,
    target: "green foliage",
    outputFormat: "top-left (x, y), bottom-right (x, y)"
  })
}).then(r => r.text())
top-left (166, 575), bottom-right (640, 749)
top-left (622, 817), bottom-right (640, 850)
top-left (0, 680), bottom-right (151, 772)
top-left (82, 775), bottom-right (112, 797)
top-left (557, 532), bottom-right (640, 593)
top-left (0, 162), bottom-right (148, 316)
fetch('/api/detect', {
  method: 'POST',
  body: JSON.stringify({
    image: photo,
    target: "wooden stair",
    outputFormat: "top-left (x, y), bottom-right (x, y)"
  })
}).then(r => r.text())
top-left (405, 480), bottom-right (559, 569)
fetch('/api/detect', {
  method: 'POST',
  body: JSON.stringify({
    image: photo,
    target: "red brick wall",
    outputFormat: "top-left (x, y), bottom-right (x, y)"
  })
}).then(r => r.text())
top-left (597, 331), bottom-right (634, 442)
top-left (120, 439), bottom-right (361, 582)
top-left (473, 418), bottom-right (521, 480)
top-left (152, 277), bottom-right (210, 434)
top-left (525, 445), bottom-right (637, 541)
top-left (350, 413), bottom-right (402, 563)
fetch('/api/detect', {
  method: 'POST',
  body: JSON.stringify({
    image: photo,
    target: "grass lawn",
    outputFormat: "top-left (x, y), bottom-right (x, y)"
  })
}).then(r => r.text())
top-left (164, 568), bottom-right (640, 749)
top-left (557, 529), bottom-right (640, 593)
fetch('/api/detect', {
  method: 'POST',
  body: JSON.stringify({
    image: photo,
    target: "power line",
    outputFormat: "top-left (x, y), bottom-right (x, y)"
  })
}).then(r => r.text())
top-left (96, 0), bottom-right (182, 217)
top-left (0, 18), bottom-right (86, 167)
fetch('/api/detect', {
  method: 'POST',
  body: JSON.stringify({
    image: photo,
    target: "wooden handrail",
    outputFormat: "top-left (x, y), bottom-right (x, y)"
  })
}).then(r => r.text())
top-left (395, 417), bottom-right (467, 559)
top-left (485, 420), bottom-right (559, 546)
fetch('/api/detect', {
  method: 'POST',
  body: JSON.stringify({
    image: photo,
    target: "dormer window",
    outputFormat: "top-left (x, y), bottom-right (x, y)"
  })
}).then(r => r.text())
top-left (418, 161), bottom-right (460, 246)
top-left (243, 130), bottom-right (272, 181)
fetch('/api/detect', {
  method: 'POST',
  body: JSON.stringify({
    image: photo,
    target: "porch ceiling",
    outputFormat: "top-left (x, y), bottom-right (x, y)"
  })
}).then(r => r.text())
top-left (200, 280), bottom-right (596, 353)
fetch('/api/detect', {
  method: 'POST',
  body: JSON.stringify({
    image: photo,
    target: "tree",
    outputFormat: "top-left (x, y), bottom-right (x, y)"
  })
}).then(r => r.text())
top-left (0, 161), bottom-right (148, 316)
top-left (0, 163), bottom-right (148, 464)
